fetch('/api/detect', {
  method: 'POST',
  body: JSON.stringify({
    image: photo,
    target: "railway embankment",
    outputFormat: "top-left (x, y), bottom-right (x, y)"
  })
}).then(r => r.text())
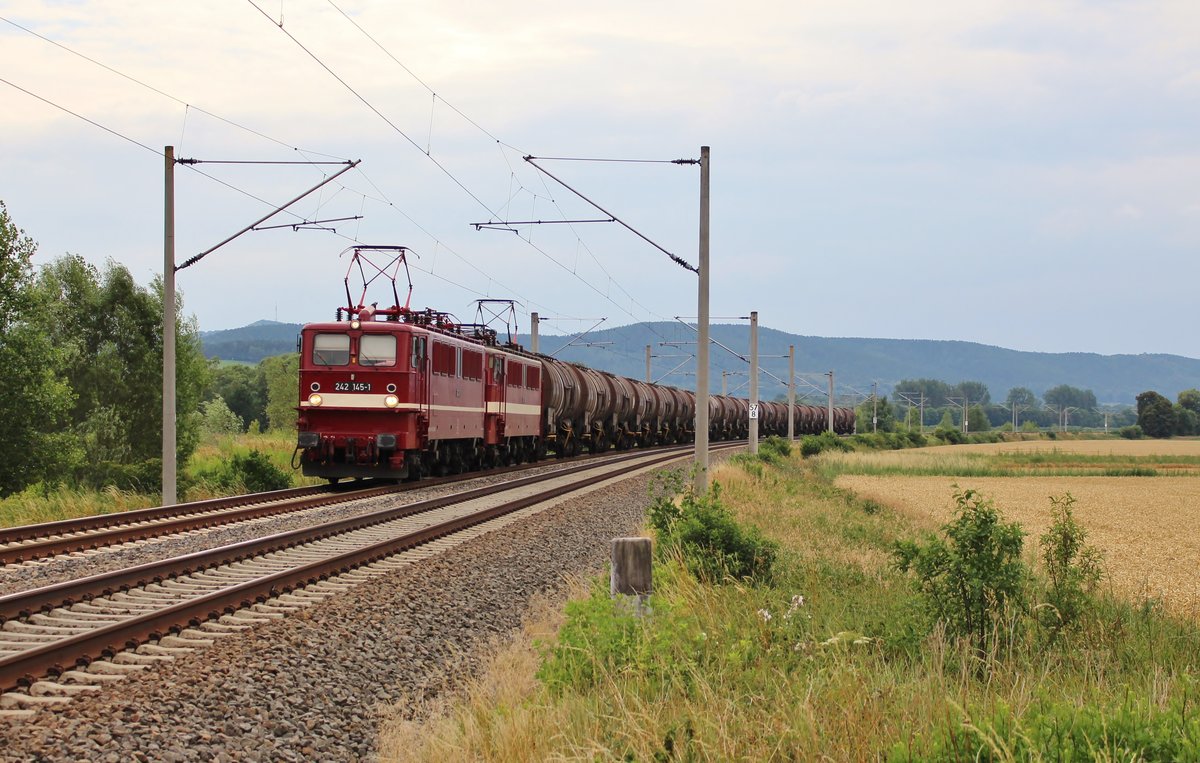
top-left (0, 463), bottom-right (670, 761)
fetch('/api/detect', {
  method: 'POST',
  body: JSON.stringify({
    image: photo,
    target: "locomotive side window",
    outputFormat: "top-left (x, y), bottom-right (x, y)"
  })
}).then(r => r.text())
top-left (359, 334), bottom-right (396, 367)
top-left (526, 365), bottom-right (540, 389)
top-left (489, 355), bottom-right (504, 383)
top-left (432, 342), bottom-right (456, 376)
top-left (462, 350), bottom-right (483, 381)
top-left (506, 360), bottom-right (523, 388)
top-left (410, 336), bottom-right (427, 369)
top-left (312, 333), bottom-right (350, 366)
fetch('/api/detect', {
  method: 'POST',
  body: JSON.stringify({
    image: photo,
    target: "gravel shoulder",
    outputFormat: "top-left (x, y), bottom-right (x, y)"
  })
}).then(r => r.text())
top-left (0, 466), bottom-right (667, 762)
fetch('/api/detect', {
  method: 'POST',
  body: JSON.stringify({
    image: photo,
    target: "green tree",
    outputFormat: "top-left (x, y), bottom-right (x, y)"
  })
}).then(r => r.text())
top-left (967, 404), bottom-right (990, 433)
top-left (262, 353), bottom-right (300, 432)
top-left (895, 378), bottom-right (952, 407)
top-left (36, 255), bottom-right (209, 485)
top-left (1173, 404), bottom-right (1198, 436)
top-left (206, 362), bottom-right (267, 431)
top-left (1177, 389), bottom-right (1200, 417)
top-left (0, 203), bottom-right (75, 495)
top-left (953, 381), bottom-right (991, 406)
top-left (856, 394), bottom-right (896, 433)
top-left (1043, 384), bottom-right (1097, 412)
top-left (200, 396), bottom-right (244, 436)
top-left (1135, 391), bottom-right (1174, 438)
top-left (1005, 386), bottom-right (1039, 409)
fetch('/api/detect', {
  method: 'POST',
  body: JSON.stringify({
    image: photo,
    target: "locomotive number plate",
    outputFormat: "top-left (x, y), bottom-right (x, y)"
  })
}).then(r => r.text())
top-left (334, 382), bottom-right (372, 392)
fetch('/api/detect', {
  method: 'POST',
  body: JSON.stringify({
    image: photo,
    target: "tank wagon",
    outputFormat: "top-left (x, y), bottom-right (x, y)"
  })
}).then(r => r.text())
top-left (294, 247), bottom-right (855, 482)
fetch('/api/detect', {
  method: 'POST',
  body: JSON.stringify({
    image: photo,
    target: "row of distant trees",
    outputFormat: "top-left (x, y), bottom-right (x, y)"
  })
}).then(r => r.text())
top-left (823, 378), bottom-right (1140, 435)
top-left (837, 378), bottom-right (1200, 439)
top-left (0, 201), bottom-right (299, 498)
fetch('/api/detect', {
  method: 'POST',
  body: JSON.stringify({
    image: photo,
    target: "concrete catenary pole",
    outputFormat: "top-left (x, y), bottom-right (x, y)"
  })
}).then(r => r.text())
top-left (827, 370), bottom-right (835, 433)
top-left (162, 146), bottom-right (177, 506)
top-left (872, 381), bottom-right (878, 434)
top-left (694, 146), bottom-right (711, 494)
top-left (530, 311), bottom-right (539, 353)
top-left (645, 345), bottom-right (651, 383)
top-left (749, 310), bottom-right (759, 455)
top-left (787, 345), bottom-right (795, 441)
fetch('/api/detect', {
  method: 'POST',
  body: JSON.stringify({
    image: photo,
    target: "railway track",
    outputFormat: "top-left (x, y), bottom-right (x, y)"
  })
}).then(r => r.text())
top-left (0, 442), bottom-right (739, 716)
top-left (0, 446), bottom-right (690, 567)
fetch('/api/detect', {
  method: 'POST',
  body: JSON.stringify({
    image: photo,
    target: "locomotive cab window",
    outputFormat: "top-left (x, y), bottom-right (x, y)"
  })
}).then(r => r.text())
top-left (359, 334), bottom-right (396, 367)
top-left (312, 333), bottom-right (350, 366)
top-left (410, 336), bottom-right (427, 369)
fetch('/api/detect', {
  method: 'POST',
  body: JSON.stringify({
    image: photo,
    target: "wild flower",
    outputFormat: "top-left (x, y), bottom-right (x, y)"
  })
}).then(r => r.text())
top-left (757, 608), bottom-right (772, 623)
top-left (783, 594), bottom-right (806, 620)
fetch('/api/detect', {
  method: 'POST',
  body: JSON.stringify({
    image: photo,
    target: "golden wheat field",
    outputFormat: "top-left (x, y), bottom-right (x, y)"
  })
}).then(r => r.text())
top-left (831, 439), bottom-right (1200, 618)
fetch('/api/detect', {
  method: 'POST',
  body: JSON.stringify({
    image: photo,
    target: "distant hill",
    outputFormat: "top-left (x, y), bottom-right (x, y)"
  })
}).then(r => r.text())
top-left (200, 320), bottom-right (301, 363)
top-left (201, 320), bottom-right (1199, 404)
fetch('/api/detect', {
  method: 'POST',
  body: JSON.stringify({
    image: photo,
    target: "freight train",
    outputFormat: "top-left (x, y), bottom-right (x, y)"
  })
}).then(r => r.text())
top-left (293, 248), bottom-right (855, 482)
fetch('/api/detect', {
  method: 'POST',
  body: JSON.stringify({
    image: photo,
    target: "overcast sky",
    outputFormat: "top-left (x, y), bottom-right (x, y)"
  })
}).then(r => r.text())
top-left (3, 1), bottom-right (1198, 358)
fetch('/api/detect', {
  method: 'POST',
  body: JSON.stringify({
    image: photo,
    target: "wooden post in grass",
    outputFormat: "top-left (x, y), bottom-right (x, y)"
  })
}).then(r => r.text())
top-left (611, 537), bottom-right (652, 615)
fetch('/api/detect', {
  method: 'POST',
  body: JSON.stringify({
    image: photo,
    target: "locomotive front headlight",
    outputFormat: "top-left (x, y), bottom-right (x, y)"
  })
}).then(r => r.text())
top-left (384, 394), bottom-right (400, 408)
top-left (308, 393), bottom-right (323, 407)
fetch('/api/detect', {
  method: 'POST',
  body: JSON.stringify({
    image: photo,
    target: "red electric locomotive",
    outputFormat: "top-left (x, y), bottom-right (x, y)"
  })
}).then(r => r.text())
top-left (295, 247), bottom-right (543, 481)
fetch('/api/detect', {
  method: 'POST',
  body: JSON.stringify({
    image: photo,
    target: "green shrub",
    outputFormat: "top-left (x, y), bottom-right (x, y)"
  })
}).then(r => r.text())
top-left (933, 425), bottom-right (965, 445)
top-left (759, 435), bottom-right (792, 460)
top-left (799, 431), bottom-right (852, 458)
top-left (1119, 424), bottom-right (1144, 439)
top-left (651, 480), bottom-right (777, 584)
top-left (892, 488), bottom-right (1027, 652)
top-left (199, 449), bottom-right (292, 494)
top-left (1038, 493), bottom-right (1104, 634)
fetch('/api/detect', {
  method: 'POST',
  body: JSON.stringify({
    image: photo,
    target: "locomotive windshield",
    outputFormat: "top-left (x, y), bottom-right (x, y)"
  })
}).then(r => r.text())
top-left (312, 333), bottom-right (350, 366)
top-left (359, 334), bottom-right (397, 367)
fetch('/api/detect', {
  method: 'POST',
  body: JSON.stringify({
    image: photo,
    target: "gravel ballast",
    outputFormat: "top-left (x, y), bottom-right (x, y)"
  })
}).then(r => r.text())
top-left (0, 466), bottom-right (672, 761)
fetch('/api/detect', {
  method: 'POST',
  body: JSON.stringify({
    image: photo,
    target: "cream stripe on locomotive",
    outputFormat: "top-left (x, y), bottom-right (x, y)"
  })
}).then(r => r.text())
top-left (302, 394), bottom-right (488, 413)
top-left (485, 402), bottom-right (541, 415)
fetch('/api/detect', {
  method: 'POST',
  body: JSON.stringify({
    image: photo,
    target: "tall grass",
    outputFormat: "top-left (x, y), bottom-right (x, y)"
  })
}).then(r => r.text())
top-left (379, 457), bottom-right (1200, 760)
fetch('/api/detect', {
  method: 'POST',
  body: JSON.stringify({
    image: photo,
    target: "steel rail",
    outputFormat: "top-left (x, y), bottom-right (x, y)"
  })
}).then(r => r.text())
top-left (0, 443), bottom-right (734, 691)
top-left (0, 484), bottom-right (396, 565)
top-left (0, 484), bottom-right (336, 546)
top-left (0, 443), bottom-right (735, 624)
top-left (0, 442), bottom-right (712, 564)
